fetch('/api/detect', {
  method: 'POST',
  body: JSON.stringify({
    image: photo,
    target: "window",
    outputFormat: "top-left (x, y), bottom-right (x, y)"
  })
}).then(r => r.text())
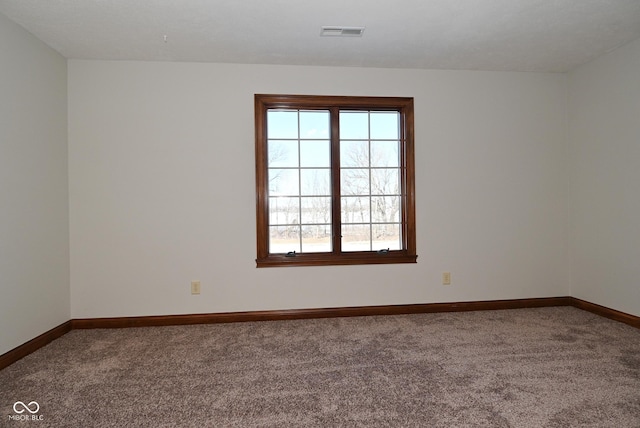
top-left (255, 94), bottom-right (417, 267)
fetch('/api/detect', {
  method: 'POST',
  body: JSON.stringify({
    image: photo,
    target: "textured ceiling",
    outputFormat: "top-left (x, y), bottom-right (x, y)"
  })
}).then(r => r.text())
top-left (1, 0), bottom-right (640, 72)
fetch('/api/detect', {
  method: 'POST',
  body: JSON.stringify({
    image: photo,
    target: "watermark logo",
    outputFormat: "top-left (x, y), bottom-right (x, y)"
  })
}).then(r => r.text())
top-left (9, 401), bottom-right (43, 421)
top-left (13, 402), bottom-right (39, 414)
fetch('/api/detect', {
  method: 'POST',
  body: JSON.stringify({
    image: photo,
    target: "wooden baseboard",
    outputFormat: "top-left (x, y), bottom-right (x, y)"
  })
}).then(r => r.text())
top-left (2, 296), bottom-right (638, 371)
top-left (0, 321), bottom-right (72, 371)
top-left (570, 298), bottom-right (640, 328)
top-left (71, 297), bottom-right (573, 329)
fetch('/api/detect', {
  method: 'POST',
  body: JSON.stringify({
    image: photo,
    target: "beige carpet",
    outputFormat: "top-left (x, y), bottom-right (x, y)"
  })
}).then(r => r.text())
top-left (1, 306), bottom-right (639, 427)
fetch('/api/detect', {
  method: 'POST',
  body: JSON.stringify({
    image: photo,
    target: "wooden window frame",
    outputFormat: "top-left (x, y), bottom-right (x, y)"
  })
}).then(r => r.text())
top-left (255, 94), bottom-right (417, 267)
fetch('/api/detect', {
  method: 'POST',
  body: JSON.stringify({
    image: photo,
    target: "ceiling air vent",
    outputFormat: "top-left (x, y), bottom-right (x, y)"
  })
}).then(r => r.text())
top-left (320, 26), bottom-right (365, 37)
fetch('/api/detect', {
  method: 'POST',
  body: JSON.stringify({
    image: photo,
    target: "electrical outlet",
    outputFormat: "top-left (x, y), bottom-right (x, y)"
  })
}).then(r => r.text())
top-left (442, 272), bottom-right (451, 285)
top-left (191, 280), bottom-right (201, 295)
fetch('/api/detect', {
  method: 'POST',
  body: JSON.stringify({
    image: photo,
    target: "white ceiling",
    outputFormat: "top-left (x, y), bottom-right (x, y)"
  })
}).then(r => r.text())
top-left (1, 0), bottom-right (640, 73)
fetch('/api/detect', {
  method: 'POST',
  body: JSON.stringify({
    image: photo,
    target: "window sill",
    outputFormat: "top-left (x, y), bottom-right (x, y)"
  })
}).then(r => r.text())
top-left (256, 252), bottom-right (418, 268)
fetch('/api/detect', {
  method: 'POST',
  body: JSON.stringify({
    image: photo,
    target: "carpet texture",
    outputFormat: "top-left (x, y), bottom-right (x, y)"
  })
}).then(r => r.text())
top-left (1, 307), bottom-right (639, 427)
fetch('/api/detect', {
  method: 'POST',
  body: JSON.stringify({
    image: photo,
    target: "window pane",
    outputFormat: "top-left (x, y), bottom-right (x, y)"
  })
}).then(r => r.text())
top-left (268, 169), bottom-right (299, 196)
top-left (340, 140), bottom-right (369, 167)
top-left (300, 111), bottom-right (330, 139)
top-left (341, 169), bottom-right (370, 195)
top-left (301, 197), bottom-right (331, 224)
top-left (300, 140), bottom-right (330, 167)
top-left (371, 140), bottom-right (399, 167)
top-left (340, 111), bottom-right (369, 139)
top-left (342, 224), bottom-right (371, 252)
top-left (269, 196), bottom-right (299, 225)
top-left (268, 140), bottom-right (298, 168)
top-left (372, 223), bottom-right (401, 251)
top-left (269, 225), bottom-right (300, 254)
top-left (371, 196), bottom-right (401, 222)
top-left (371, 169), bottom-right (400, 195)
top-left (370, 112), bottom-right (399, 139)
top-left (301, 225), bottom-right (332, 253)
top-left (267, 110), bottom-right (298, 139)
top-left (341, 196), bottom-right (371, 223)
top-left (300, 169), bottom-right (330, 196)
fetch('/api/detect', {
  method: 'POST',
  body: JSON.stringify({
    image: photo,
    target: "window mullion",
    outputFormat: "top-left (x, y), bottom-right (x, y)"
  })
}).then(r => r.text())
top-left (297, 110), bottom-right (303, 253)
top-left (330, 107), bottom-right (342, 254)
top-left (368, 111), bottom-right (373, 251)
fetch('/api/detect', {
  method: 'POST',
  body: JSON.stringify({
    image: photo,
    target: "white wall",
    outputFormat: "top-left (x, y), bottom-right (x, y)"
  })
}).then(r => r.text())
top-left (568, 38), bottom-right (640, 317)
top-left (0, 13), bottom-right (69, 355)
top-left (68, 60), bottom-right (568, 318)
